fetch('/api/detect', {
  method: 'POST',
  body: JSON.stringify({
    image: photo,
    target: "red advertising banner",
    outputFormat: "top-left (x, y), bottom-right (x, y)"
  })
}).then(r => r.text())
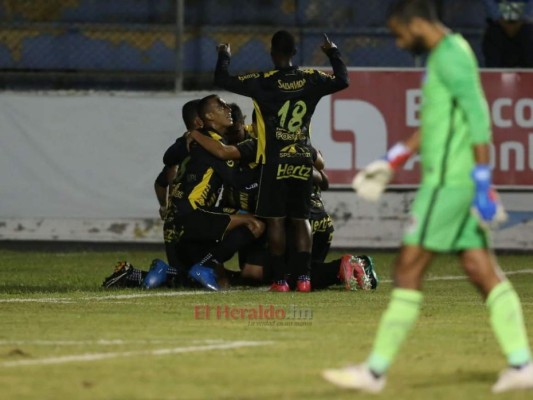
top-left (315, 69), bottom-right (533, 187)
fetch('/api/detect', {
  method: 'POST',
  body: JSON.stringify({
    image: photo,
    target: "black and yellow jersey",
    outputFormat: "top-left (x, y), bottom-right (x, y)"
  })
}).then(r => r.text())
top-left (222, 163), bottom-right (260, 213)
top-left (155, 134), bottom-right (188, 189)
top-left (217, 133), bottom-right (260, 213)
top-left (310, 182), bottom-right (326, 216)
top-left (215, 48), bottom-right (349, 165)
top-left (170, 129), bottom-right (254, 215)
top-left (309, 182), bottom-right (333, 235)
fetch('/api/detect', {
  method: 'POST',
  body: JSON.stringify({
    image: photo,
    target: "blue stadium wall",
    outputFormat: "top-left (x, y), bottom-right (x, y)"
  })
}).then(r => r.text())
top-left (0, 0), bottom-right (488, 75)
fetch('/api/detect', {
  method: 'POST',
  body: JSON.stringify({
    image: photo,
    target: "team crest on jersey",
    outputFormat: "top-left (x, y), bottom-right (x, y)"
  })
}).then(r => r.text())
top-left (226, 160), bottom-right (235, 167)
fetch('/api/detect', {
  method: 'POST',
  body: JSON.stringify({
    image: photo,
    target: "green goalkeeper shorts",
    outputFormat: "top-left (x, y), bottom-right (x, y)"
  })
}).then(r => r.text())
top-left (402, 186), bottom-right (490, 252)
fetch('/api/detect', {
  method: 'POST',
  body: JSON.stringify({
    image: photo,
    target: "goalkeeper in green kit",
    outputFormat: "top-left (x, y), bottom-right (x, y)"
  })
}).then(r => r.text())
top-left (322, 0), bottom-right (533, 394)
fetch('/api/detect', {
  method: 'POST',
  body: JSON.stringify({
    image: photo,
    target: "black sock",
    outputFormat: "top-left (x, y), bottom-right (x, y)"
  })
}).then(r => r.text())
top-left (291, 251), bottom-right (312, 278)
top-left (270, 254), bottom-right (287, 282)
top-left (310, 258), bottom-right (341, 289)
top-left (126, 268), bottom-right (146, 286)
top-left (164, 241), bottom-right (181, 269)
top-left (201, 226), bottom-right (255, 268)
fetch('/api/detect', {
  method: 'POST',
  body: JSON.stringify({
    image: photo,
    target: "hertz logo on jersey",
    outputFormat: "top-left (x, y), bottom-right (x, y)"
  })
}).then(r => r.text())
top-left (311, 215), bottom-right (333, 234)
top-left (278, 79), bottom-right (306, 91)
top-left (276, 164), bottom-right (312, 180)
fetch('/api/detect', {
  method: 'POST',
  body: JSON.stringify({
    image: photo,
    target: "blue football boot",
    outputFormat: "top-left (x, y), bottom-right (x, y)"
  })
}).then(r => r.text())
top-left (143, 259), bottom-right (169, 289)
top-left (188, 264), bottom-right (219, 291)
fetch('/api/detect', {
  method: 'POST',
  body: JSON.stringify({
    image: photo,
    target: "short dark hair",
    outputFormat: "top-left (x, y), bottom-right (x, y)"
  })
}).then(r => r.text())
top-left (181, 99), bottom-right (201, 130)
top-left (197, 94), bottom-right (218, 121)
top-left (271, 30), bottom-right (296, 56)
top-left (229, 103), bottom-right (244, 125)
top-left (387, 0), bottom-right (438, 23)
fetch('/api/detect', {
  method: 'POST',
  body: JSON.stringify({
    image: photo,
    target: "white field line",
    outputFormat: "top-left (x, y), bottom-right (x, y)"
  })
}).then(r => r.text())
top-left (0, 290), bottom-right (223, 303)
top-left (1, 270), bottom-right (532, 303)
top-left (0, 340), bottom-right (273, 368)
top-left (0, 339), bottom-right (225, 346)
top-left (380, 268), bottom-right (533, 283)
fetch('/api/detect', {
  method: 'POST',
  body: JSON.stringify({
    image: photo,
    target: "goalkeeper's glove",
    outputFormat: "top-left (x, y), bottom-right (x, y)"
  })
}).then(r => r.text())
top-left (471, 165), bottom-right (507, 228)
top-left (352, 142), bottom-right (412, 202)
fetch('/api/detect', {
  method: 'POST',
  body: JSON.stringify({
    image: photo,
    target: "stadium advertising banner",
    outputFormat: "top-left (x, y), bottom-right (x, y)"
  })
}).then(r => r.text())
top-left (1, 70), bottom-right (532, 246)
top-left (314, 70), bottom-right (533, 187)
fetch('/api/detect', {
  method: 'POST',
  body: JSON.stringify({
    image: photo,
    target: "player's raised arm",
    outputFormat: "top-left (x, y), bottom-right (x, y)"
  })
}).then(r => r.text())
top-left (313, 33), bottom-right (350, 95)
top-left (214, 43), bottom-right (261, 97)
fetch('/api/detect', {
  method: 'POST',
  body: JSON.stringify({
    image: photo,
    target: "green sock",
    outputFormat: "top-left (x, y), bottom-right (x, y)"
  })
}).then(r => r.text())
top-left (367, 288), bottom-right (423, 375)
top-left (487, 280), bottom-right (532, 366)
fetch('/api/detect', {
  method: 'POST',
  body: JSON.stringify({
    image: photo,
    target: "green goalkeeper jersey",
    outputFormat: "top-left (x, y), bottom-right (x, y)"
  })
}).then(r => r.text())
top-left (420, 33), bottom-right (491, 187)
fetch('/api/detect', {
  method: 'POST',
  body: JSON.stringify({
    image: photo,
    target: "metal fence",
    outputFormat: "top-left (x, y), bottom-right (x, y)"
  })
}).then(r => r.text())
top-left (0, 0), bottom-right (488, 91)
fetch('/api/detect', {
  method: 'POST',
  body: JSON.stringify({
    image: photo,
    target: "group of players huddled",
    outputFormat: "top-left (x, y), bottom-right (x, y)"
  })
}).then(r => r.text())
top-left (102, 30), bottom-right (377, 292)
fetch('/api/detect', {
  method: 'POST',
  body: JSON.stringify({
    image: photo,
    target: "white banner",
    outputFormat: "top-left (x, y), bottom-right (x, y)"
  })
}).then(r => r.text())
top-left (321, 191), bottom-right (533, 251)
top-left (1, 90), bottom-right (532, 249)
top-left (0, 91), bottom-right (254, 219)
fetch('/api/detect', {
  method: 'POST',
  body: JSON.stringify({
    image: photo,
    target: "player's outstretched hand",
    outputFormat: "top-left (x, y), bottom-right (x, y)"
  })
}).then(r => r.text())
top-left (321, 33), bottom-right (337, 54)
top-left (471, 187), bottom-right (508, 230)
top-left (216, 43), bottom-right (231, 56)
top-left (351, 142), bottom-right (413, 202)
top-left (471, 165), bottom-right (508, 229)
top-left (352, 160), bottom-right (393, 202)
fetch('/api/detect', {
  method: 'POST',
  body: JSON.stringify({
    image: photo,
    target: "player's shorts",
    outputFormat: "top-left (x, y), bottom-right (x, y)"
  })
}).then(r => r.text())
top-left (310, 212), bottom-right (334, 263)
top-left (402, 185), bottom-right (489, 252)
top-left (255, 162), bottom-right (313, 219)
top-left (174, 209), bottom-right (231, 242)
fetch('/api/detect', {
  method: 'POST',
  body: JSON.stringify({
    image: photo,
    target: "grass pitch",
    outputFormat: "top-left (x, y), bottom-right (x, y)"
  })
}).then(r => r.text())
top-left (1, 248), bottom-right (533, 400)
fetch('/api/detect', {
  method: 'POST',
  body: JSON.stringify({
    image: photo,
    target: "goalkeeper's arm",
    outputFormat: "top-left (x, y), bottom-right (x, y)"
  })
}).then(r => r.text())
top-left (386, 130), bottom-right (419, 168)
top-left (352, 130), bottom-right (418, 202)
top-left (471, 143), bottom-right (507, 225)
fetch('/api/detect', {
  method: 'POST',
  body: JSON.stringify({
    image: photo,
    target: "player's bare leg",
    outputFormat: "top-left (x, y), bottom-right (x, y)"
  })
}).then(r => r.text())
top-left (460, 249), bottom-right (533, 393)
top-left (289, 218), bottom-right (313, 292)
top-left (267, 217), bottom-right (290, 291)
top-left (323, 245), bottom-right (433, 392)
top-left (460, 248), bottom-right (503, 296)
top-left (392, 245), bottom-right (434, 289)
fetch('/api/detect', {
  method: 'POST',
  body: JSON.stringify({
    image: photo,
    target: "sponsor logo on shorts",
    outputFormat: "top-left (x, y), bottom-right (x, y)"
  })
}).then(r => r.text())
top-left (276, 163), bottom-right (312, 180)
